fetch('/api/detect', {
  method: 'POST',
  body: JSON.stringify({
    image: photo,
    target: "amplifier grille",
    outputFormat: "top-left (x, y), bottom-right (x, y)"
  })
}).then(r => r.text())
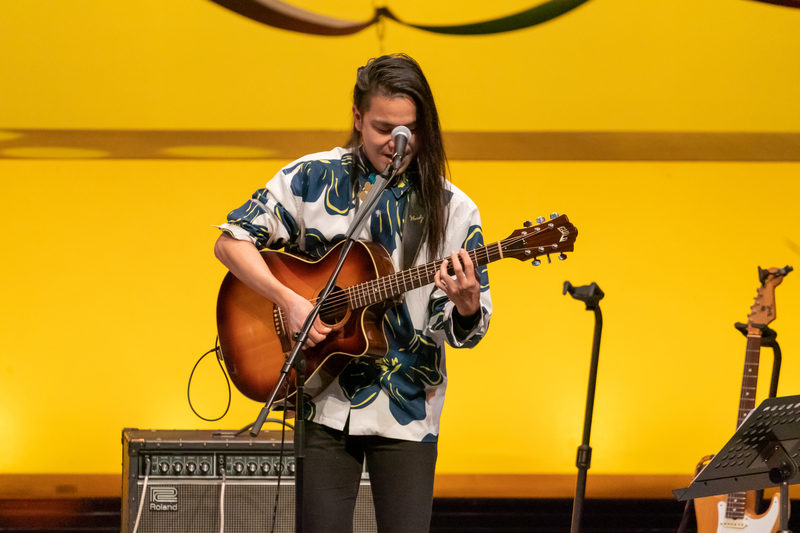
top-left (134, 481), bottom-right (375, 533)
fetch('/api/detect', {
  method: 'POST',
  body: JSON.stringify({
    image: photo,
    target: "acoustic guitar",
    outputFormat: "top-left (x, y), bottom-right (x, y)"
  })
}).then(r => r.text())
top-left (694, 266), bottom-right (793, 533)
top-left (216, 214), bottom-right (577, 403)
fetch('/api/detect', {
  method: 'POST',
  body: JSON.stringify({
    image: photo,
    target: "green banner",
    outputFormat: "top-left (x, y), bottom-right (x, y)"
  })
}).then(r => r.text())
top-left (209, 0), bottom-right (592, 36)
top-left (381, 0), bottom-right (591, 35)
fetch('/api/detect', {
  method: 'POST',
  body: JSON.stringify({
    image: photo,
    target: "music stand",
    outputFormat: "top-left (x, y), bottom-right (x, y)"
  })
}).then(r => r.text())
top-left (674, 394), bottom-right (800, 532)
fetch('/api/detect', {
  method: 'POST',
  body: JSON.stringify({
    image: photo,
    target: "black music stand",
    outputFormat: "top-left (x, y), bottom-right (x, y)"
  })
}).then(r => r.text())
top-left (674, 394), bottom-right (800, 533)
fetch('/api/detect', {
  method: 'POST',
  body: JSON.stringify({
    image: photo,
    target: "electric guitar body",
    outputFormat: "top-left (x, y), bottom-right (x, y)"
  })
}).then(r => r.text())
top-left (696, 493), bottom-right (781, 533)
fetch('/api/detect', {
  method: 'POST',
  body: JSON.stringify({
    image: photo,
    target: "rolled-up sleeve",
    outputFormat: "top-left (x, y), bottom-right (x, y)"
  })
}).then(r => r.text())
top-left (424, 203), bottom-right (492, 349)
top-left (217, 166), bottom-right (304, 251)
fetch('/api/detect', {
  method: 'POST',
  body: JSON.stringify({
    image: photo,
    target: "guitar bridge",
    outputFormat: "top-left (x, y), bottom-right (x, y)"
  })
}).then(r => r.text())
top-left (718, 519), bottom-right (746, 530)
top-left (273, 305), bottom-right (292, 353)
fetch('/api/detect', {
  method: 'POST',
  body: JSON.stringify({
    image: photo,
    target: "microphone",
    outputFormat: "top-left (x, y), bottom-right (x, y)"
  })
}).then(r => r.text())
top-left (391, 126), bottom-right (412, 170)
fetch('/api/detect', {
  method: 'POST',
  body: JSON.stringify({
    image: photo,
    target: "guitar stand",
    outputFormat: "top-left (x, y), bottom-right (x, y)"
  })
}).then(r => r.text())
top-left (674, 394), bottom-right (800, 533)
top-left (678, 328), bottom-right (785, 530)
top-left (735, 323), bottom-right (782, 515)
top-left (563, 281), bottom-right (605, 533)
top-left (734, 323), bottom-right (781, 400)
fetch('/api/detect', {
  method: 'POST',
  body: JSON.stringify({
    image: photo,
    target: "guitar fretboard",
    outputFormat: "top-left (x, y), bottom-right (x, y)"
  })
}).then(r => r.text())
top-left (345, 242), bottom-right (503, 309)
top-left (306, 215), bottom-right (574, 323)
top-left (726, 334), bottom-right (763, 520)
top-left (737, 336), bottom-right (762, 427)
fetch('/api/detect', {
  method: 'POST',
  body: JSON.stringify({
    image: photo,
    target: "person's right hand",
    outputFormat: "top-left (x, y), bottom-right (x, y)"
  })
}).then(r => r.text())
top-left (283, 292), bottom-right (331, 349)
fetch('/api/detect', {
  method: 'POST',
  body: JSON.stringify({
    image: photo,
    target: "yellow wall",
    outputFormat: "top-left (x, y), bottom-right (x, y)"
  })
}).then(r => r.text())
top-left (1, 0), bottom-right (798, 131)
top-left (1, 0), bottom-right (800, 477)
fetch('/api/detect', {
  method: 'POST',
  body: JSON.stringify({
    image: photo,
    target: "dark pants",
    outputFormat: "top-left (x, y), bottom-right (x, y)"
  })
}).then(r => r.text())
top-left (302, 420), bottom-right (438, 533)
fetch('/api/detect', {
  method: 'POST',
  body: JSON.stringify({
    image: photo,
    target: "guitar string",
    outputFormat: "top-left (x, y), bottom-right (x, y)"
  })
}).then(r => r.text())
top-left (306, 239), bottom-right (505, 316)
top-left (284, 229), bottom-right (570, 319)
top-left (307, 232), bottom-right (554, 316)
top-left (287, 250), bottom-right (486, 321)
top-left (724, 335), bottom-right (763, 521)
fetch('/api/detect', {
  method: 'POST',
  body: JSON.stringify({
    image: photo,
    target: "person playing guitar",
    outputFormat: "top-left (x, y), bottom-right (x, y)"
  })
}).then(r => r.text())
top-left (214, 54), bottom-right (492, 533)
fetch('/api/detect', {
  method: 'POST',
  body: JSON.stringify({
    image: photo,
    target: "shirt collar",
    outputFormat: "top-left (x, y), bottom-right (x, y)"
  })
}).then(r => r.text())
top-left (356, 147), bottom-right (414, 201)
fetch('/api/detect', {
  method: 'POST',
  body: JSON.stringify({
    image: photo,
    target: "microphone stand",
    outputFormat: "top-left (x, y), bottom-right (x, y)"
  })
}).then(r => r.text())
top-left (246, 159), bottom-right (401, 533)
top-left (563, 281), bottom-right (605, 533)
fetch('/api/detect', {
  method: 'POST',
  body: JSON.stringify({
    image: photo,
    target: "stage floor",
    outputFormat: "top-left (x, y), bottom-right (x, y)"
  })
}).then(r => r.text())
top-left (1, 497), bottom-right (799, 533)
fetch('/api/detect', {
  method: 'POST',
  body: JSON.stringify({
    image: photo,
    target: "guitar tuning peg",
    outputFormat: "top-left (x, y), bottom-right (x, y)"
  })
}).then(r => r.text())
top-left (550, 212), bottom-right (559, 220)
top-left (536, 216), bottom-right (546, 224)
top-left (532, 259), bottom-right (541, 266)
top-left (558, 253), bottom-right (567, 261)
top-left (523, 220), bottom-right (532, 228)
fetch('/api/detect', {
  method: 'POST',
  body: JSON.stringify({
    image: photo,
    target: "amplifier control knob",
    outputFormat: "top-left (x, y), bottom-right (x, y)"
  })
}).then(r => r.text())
top-left (172, 462), bottom-right (183, 474)
top-left (247, 462), bottom-right (258, 475)
top-left (275, 462), bottom-right (284, 473)
top-left (260, 462), bottom-right (271, 474)
top-left (234, 461), bottom-right (244, 474)
top-left (159, 462), bottom-right (170, 475)
top-left (200, 461), bottom-right (211, 475)
top-left (288, 462), bottom-right (296, 475)
top-left (186, 461), bottom-right (197, 474)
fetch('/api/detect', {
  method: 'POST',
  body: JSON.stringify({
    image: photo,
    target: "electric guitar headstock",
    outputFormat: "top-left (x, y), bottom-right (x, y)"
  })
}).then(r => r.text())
top-left (746, 266), bottom-right (793, 336)
top-left (501, 213), bottom-right (578, 266)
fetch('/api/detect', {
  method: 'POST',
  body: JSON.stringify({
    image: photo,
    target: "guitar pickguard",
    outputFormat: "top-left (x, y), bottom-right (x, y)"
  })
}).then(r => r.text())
top-left (710, 494), bottom-right (782, 533)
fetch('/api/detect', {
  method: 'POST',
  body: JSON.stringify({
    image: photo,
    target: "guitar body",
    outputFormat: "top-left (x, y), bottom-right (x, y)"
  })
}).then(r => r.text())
top-left (215, 215), bottom-right (578, 403)
top-left (695, 493), bottom-right (781, 533)
top-left (216, 240), bottom-right (397, 402)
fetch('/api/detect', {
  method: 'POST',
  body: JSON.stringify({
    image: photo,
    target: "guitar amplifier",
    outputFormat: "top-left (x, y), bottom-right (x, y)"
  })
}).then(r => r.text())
top-left (122, 428), bottom-right (376, 533)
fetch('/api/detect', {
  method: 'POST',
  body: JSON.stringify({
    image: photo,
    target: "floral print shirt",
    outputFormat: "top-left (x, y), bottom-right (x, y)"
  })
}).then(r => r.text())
top-left (218, 147), bottom-right (492, 442)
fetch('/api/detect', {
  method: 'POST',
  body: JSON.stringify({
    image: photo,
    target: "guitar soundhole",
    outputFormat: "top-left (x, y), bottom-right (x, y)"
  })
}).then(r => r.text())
top-left (318, 286), bottom-right (348, 326)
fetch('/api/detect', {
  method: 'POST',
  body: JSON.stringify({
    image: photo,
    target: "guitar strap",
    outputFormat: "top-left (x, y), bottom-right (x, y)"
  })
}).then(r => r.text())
top-left (402, 188), bottom-right (426, 272)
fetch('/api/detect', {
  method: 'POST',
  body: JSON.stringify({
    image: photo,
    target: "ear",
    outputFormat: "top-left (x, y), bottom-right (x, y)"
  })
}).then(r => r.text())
top-left (352, 104), bottom-right (363, 132)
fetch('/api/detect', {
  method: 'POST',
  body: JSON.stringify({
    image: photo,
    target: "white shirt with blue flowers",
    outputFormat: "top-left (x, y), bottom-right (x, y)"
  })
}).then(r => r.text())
top-left (218, 147), bottom-right (492, 442)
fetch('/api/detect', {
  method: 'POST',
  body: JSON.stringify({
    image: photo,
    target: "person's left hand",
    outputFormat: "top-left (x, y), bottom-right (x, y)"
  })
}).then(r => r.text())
top-left (434, 249), bottom-right (481, 318)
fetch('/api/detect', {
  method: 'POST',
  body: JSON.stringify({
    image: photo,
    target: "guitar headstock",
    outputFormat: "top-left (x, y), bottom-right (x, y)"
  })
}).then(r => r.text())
top-left (746, 266), bottom-right (793, 335)
top-left (501, 213), bottom-right (578, 265)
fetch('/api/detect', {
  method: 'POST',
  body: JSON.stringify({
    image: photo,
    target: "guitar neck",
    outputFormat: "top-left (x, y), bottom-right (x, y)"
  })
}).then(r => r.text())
top-left (342, 214), bottom-right (577, 309)
top-left (727, 333), bottom-right (763, 520)
top-left (718, 267), bottom-right (791, 524)
top-left (737, 335), bottom-right (762, 429)
top-left (346, 241), bottom-right (501, 309)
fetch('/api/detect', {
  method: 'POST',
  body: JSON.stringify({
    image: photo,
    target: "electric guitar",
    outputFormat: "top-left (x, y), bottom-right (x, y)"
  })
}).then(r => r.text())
top-left (216, 214), bottom-right (577, 403)
top-left (694, 266), bottom-right (793, 533)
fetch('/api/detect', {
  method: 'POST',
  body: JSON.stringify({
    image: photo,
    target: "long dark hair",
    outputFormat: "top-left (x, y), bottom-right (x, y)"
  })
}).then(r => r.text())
top-left (346, 53), bottom-right (449, 259)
